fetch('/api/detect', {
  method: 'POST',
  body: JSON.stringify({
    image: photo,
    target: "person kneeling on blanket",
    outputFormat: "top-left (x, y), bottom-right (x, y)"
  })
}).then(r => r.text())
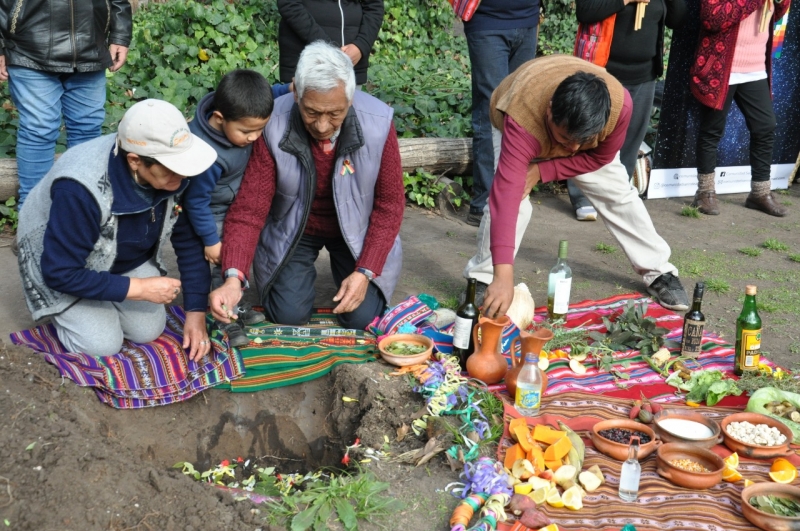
top-left (16, 99), bottom-right (217, 360)
top-left (210, 41), bottom-right (405, 330)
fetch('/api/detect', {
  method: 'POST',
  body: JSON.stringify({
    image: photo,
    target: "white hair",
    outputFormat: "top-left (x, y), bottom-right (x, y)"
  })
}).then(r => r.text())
top-left (294, 41), bottom-right (356, 102)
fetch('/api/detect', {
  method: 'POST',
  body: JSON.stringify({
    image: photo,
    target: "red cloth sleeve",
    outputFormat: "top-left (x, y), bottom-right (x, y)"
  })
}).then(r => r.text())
top-left (538, 89), bottom-right (633, 183)
top-left (220, 137), bottom-right (276, 278)
top-left (354, 124), bottom-right (405, 276)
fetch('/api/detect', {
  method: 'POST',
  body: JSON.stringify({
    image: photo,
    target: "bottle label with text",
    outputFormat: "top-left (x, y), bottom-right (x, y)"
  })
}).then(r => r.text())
top-left (680, 319), bottom-right (704, 357)
top-left (552, 278), bottom-right (572, 314)
top-left (739, 329), bottom-right (762, 369)
top-left (452, 316), bottom-right (473, 349)
top-left (516, 387), bottom-right (541, 411)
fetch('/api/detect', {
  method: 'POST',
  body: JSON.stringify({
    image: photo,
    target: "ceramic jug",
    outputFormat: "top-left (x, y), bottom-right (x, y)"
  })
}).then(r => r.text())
top-left (505, 327), bottom-right (554, 399)
top-left (466, 315), bottom-right (511, 385)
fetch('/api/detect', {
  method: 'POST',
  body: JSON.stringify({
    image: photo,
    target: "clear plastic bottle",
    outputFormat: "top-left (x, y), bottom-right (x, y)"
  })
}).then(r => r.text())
top-left (619, 436), bottom-right (641, 502)
top-left (514, 352), bottom-right (543, 416)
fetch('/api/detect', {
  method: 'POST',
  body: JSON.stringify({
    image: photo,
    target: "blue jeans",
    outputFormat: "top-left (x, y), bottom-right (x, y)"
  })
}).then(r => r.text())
top-left (466, 27), bottom-right (538, 214)
top-left (8, 66), bottom-right (107, 207)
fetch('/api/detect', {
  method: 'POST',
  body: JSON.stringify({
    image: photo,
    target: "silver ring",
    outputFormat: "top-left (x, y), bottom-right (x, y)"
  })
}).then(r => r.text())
top-left (173, 287), bottom-right (180, 295)
top-left (200, 340), bottom-right (208, 345)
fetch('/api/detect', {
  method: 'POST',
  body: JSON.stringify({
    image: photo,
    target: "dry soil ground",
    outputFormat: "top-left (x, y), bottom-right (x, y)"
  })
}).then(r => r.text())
top-left (0, 184), bottom-right (799, 531)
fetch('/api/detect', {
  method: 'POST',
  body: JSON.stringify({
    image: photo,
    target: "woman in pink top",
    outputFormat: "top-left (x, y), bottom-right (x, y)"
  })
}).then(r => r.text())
top-left (691, 0), bottom-right (791, 216)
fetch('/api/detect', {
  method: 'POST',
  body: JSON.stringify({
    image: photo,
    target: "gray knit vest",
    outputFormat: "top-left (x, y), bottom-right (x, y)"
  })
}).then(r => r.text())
top-left (252, 91), bottom-right (402, 304)
top-left (17, 134), bottom-right (179, 321)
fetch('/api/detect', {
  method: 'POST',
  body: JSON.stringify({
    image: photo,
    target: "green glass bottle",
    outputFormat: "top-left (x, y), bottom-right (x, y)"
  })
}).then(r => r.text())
top-left (734, 285), bottom-right (762, 376)
top-left (547, 240), bottom-right (572, 321)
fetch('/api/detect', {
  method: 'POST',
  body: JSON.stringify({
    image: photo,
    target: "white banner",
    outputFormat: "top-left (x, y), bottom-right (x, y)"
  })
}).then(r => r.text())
top-left (647, 164), bottom-right (793, 199)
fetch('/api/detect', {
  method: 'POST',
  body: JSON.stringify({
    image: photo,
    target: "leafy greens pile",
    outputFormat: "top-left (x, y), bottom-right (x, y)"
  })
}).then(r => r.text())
top-left (666, 369), bottom-right (742, 406)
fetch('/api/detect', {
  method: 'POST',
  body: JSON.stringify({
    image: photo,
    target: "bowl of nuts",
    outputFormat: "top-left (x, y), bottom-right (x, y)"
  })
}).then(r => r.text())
top-left (589, 418), bottom-right (662, 461)
top-left (656, 442), bottom-right (725, 490)
top-left (720, 412), bottom-right (793, 459)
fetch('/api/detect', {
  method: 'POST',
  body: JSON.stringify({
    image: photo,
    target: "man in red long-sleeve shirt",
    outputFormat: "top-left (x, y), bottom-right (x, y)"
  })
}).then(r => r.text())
top-left (466, 55), bottom-right (689, 318)
top-left (209, 42), bottom-right (404, 330)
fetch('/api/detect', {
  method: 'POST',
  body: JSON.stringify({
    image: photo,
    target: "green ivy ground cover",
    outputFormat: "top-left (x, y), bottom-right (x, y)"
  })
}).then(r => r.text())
top-left (0, 0), bottom-right (581, 157)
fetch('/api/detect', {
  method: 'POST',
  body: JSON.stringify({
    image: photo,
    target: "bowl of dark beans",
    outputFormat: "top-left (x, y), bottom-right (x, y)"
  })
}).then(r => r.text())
top-left (590, 418), bottom-right (662, 461)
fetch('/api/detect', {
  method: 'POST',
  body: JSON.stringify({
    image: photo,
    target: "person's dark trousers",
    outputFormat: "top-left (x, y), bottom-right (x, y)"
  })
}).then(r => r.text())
top-left (262, 235), bottom-right (387, 330)
top-left (568, 79), bottom-right (657, 209)
top-left (697, 78), bottom-right (776, 182)
top-left (466, 26), bottom-right (538, 215)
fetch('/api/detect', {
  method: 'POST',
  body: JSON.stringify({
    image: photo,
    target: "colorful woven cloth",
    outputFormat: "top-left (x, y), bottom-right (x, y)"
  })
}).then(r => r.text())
top-left (220, 309), bottom-right (377, 392)
top-left (497, 392), bottom-right (792, 531)
top-left (9, 306), bottom-right (244, 409)
top-left (499, 293), bottom-right (775, 402)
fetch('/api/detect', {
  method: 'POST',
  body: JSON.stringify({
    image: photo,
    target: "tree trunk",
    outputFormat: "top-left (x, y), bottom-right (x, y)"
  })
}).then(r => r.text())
top-left (0, 137), bottom-right (474, 202)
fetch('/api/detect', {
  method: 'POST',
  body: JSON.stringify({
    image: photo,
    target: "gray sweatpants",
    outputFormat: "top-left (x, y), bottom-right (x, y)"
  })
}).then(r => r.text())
top-left (52, 260), bottom-right (167, 357)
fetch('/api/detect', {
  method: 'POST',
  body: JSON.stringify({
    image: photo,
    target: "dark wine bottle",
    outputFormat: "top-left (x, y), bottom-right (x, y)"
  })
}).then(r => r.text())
top-left (680, 282), bottom-right (705, 358)
top-left (452, 278), bottom-right (478, 371)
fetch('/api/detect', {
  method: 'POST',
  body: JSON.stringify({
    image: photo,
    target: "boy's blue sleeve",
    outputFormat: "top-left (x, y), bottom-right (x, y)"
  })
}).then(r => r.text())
top-left (170, 208), bottom-right (211, 312)
top-left (183, 162), bottom-right (224, 247)
top-left (272, 83), bottom-right (291, 100)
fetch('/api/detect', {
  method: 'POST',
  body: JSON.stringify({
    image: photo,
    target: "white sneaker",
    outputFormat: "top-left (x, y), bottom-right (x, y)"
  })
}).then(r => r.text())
top-left (576, 206), bottom-right (597, 221)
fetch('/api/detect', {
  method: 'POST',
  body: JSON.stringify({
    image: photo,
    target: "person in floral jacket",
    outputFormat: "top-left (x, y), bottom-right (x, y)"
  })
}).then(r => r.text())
top-left (690, 0), bottom-right (791, 217)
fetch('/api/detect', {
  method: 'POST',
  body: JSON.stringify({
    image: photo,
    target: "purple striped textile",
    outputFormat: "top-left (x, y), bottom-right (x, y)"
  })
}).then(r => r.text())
top-left (9, 306), bottom-right (244, 409)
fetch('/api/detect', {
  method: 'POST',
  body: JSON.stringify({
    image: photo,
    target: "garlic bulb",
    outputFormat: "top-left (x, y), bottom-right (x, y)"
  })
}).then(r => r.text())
top-left (506, 283), bottom-right (534, 329)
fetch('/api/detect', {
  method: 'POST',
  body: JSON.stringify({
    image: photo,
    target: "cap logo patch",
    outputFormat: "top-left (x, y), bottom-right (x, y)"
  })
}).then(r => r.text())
top-left (170, 128), bottom-right (190, 148)
top-left (126, 138), bottom-right (148, 146)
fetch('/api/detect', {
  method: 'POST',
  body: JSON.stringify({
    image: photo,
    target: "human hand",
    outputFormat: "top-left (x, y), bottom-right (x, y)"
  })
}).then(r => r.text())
top-left (108, 44), bottom-right (129, 72)
top-left (183, 311), bottom-right (211, 362)
top-left (205, 243), bottom-right (222, 265)
top-left (522, 163), bottom-right (541, 199)
top-left (481, 264), bottom-right (514, 319)
top-left (127, 277), bottom-right (182, 304)
top-left (209, 277), bottom-right (243, 323)
top-left (332, 271), bottom-right (369, 314)
top-left (0, 56), bottom-right (7, 82)
top-left (341, 44), bottom-right (362, 66)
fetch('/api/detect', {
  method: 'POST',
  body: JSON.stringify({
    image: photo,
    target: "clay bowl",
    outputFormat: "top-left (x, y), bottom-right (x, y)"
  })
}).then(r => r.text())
top-left (742, 483), bottom-right (800, 531)
top-left (656, 442), bottom-right (725, 490)
top-left (589, 418), bottom-right (662, 461)
top-left (720, 412), bottom-right (794, 459)
top-left (377, 334), bottom-right (434, 367)
top-left (652, 409), bottom-right (723, 449)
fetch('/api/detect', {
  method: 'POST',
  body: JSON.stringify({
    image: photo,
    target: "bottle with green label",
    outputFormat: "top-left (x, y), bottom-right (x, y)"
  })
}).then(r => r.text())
top-left (547, 240), bottom-right (572, 321)
top-left (734, 285), bottom-right (762, 376)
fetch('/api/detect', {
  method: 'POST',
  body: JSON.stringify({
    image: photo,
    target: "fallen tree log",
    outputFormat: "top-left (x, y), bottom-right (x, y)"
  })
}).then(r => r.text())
top-left (0, 137), bottom-right (474, 202)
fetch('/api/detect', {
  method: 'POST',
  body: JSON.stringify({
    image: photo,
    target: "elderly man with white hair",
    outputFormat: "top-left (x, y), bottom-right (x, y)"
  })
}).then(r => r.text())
top-left (210, 41), bottom-right (404, 330)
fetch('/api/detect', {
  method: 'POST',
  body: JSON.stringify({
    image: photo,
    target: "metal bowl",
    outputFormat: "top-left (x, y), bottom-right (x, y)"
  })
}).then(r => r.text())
top-left (656, 442), bottom-right (724, 490)
top-left (742, 483), bottom-right (800, 531)
top-left (377, 334), bottom-right (434, 367)
top-left (652, 409), bottom-right (723, 448)
top-left (720, 412), bottom-right (794, 459)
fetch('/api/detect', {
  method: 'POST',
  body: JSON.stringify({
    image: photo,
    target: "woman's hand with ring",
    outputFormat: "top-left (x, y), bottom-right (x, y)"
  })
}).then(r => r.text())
top-left (184, 311), bottom-right (211, 361)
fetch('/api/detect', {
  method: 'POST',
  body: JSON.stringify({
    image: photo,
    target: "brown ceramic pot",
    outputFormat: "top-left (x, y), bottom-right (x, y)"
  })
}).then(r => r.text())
top-left (505, 327), bottom-right (553, 399)
top-left (720, 412), bottom-right (794, 459)
top-left (466, 315), bottom-right (510, 385)
top-left (378, 334), bottom-right (434, 367)
top-left (742, 483), bottom-right (800, 531)
top-left (589, 418), bottom-right (661, 461)
top-left (652, 409), bottom-right (723, 449)
top-left (656, 442), bottom-right (724, 490)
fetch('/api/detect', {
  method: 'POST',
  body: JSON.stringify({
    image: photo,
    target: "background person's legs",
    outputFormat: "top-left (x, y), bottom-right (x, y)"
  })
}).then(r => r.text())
top-left (60, 70), bottom-right (106, 149)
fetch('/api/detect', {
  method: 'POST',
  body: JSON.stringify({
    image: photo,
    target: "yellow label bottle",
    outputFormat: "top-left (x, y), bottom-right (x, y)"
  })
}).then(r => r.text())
top-left (734, 285), bottom-right (762, 376)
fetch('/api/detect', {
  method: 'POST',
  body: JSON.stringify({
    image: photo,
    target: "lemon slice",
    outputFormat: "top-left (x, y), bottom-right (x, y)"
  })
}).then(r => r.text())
top-left (538, 357), bottom-right (550, 371)
top-left (562, 485), bottom-right (584, 511)
top-left (722, 466), bottom-right (743, 482)
top-left (743, 478), bottom-right (755, 487)
top-left (531, 486), bottom-right (549, 505)
top-left (546, 486), bottom-right (564, 508)
top-left (514, 483), bottom-right (533, 495)
top-left (537, 525), bottom-right (560, 531)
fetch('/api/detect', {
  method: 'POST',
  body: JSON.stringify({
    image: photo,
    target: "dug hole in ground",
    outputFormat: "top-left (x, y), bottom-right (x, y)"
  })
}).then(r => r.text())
top-left (0, 186), bottom-right (799, 530)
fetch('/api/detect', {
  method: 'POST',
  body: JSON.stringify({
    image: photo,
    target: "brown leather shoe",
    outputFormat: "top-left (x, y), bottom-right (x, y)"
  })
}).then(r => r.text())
top-left (745, 192), bottom-right (788, 217)
top-left (691, 190), bottom-right (720, 215)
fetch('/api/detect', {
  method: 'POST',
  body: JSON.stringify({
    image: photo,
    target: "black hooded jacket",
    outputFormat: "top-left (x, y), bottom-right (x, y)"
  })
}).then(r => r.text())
top-left (0, 0), bottom-right (132, 72)
top-left (277, 0), bottom-right (385, 85)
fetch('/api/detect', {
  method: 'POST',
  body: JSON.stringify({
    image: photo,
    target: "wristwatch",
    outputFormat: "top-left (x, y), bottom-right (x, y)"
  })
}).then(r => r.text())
top-left (356, 267), bottom-right (375, 281)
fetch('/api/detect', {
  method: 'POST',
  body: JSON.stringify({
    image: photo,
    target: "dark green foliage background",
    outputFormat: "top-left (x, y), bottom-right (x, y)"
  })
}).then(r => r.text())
top-left (0, 0), bottom-right (580, 156)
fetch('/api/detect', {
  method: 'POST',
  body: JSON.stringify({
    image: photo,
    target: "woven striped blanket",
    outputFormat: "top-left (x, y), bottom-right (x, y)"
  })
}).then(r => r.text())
top-left (497, 392), bottom-right (789, 531)
top-left (504, 293), bottom-right (775, 403)
top-left (218, 309), bottom-right (378, 393)
top-left (9, 306), bottom-right (244, 409)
